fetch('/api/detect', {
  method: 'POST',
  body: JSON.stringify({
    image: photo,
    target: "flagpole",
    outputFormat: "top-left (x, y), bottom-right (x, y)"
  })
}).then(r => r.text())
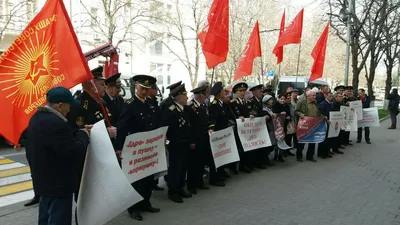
top-left (261, 57), bottom-right (264, 84)
top-left (210, 68), bottom-right (215, 86)
top-left (295, 42), bottom-right (302, 84)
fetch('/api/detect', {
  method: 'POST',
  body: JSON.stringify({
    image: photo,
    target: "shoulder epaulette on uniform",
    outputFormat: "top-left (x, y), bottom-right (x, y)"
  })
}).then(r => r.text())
top-left (187, 101), bottom-right (194, 106)
top-left (169, 105), bottom-right (176, 111)
top-left (126, 98), bottom-right (135, 104)
top-left (230, 98), bottom-right (237, 103)
top-left (212, 99), bottom-right (217, 105)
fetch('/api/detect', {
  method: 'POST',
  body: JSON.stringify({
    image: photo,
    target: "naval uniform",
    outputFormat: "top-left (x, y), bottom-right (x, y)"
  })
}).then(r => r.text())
top-left (162, 102), bottom-right (191, 198)
top-left (185, 99), bottom-right (210, 190)
top-left (208, 98), bottom-right (236, 178)
top-left (230, 97), bottom-right (252, 170)
top-left (67, 91), bottom-right (113, 201)
top-left (115, 95), bottom-right (158, 213)
top-left (103, 92), bottom-right (124, 125)
top-left (247, 96), bottom-right (270, 166)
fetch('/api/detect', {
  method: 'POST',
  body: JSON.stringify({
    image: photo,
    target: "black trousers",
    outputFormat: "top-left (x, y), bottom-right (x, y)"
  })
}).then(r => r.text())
top-left (340, 130), bottom-right (350, 145)
top-left (167, 142), bottom-right (189, 196)
top-left (187, 141), bottom-right (207, 189)
top-left (127, 175), bottom-right (154, 213)
top-left (357, 127), bottom-right (370, 141)
top-left (390, 111), bottom-right (397, 127)
top-left (296, 143), bottom-right (315, 159)
top-left (285, 133), bottom-right (298, 149)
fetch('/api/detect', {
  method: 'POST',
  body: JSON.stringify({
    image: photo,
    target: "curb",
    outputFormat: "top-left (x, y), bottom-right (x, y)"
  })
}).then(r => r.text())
top-left (379, 115), bottom-right (390, 122)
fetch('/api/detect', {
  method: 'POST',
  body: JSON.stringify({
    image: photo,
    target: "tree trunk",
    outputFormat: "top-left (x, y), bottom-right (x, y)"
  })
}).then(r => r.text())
top-left (385, 61), bottom-right (393, 99)
top-left (351, 40), bottom-right (359, 90)
top-left (367, 53), bottom-right (377, 100)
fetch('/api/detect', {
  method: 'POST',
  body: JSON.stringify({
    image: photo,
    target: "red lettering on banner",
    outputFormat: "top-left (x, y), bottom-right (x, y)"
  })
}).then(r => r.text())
top-left (213, 147), bottom-right (232, 159)
top-left (145, 134), bottom-right (164, 144)
top-left (126, 140), bottom-right (144, 148)
top-left (133, 152), bottom-right (158, 165)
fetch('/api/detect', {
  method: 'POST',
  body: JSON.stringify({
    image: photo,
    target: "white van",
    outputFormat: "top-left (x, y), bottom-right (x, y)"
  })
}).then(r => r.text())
top-left (275, 76), bottom-right (329, 96)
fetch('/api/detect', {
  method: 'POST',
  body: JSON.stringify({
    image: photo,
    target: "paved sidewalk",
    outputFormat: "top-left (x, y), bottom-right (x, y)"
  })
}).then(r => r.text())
top-left (1, 119), bottom-right (400, 225)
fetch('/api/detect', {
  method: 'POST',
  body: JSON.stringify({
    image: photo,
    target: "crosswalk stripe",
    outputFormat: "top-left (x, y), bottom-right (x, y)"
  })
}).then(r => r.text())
top-left (0, 166), bottom-right (30, 178)
top-left (0, 174), bottom-right (32, 187)
top-left (0, 180), bottom-right (33, 197)
top-left (0, 190), bottom-right (34, 208)
top-left (0, 158), bottom-right (14, 165)
top-left (0, 162), bottom-right (26, 171)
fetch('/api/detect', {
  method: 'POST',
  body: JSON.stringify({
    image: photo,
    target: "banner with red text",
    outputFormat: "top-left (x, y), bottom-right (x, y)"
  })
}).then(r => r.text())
top-left (236, 117), bottom-right (271, 152)
top-left (272, 113), bottom-right (292, 149)
top-left (357, 107), bottom-right (380, 127)
top-left (209, 126), bottom-right (240, 168)
top-left (297, 117), bottom-right (327, 143)
top-left (121, 126), bottom-right (168, 184)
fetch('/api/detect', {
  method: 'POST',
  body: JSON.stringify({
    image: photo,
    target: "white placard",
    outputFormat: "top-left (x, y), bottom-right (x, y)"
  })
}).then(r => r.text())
top-left (357, 107), bottom-right (380, 127)
top-left (236, 117), bottom-right (272, 152)
top-left (350, 100), bottom-right (363, 119)
top-left (340, 106), bottom-right (358, 131)
top-left (209, 126), bottom-right (240, 169)
top-left (328, 112), bottom-right (344, 138)
top-left (77, 121), bottom-right (143, 225)
top-left (121, 126), bottom-right (168, 184)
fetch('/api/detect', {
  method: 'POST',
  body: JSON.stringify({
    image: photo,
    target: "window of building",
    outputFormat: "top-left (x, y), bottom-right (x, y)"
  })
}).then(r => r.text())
top-left (90, 7), bottom-right (98, 26)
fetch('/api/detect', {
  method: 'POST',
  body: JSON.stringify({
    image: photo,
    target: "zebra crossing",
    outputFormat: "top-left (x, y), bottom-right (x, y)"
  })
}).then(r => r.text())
top-left (0, 156), bottom-right (33, 207)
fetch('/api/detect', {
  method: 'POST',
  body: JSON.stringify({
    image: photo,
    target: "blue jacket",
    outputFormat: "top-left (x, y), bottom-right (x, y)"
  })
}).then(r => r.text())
top-left (318, 99), bottom-right (332, 119)
top-left (316, 92), bottom-right (325, 105)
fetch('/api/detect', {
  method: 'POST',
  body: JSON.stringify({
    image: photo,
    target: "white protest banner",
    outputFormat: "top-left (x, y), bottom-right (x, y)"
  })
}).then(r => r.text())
top-left (77, 121), bottom-right (143, 225)
top-left (340, 106), bottom-right (358, 131)
top-left (357, 107), bottom-right (380, 127)
top-left (121, 126), bottom-right (168, 184)
top-left (350, 100), bottom-right (363, 119)
top-left (328, 112), bottom-right (343, 138)
top-left (209, 126), bottom-right (240, 168)
top-left (236, 117), bottom-right (271, 152)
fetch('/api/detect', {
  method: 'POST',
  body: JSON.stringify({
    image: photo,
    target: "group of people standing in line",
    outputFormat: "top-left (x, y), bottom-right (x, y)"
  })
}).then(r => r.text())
top-left (22, 66), bottom-right (400, 225)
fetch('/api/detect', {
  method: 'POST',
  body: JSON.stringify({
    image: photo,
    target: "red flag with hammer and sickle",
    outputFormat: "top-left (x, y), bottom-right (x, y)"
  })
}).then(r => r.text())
top-left (0, 0), bottom-right (92, 145)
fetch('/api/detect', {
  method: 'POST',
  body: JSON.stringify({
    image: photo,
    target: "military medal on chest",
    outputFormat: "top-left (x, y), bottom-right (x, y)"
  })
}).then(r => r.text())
top-left (178, 116), bottom-right (186, 127)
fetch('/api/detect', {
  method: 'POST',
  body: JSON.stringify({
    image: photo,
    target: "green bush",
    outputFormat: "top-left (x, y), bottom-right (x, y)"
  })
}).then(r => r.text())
top-left (378, 109), bottom-right (390, 119)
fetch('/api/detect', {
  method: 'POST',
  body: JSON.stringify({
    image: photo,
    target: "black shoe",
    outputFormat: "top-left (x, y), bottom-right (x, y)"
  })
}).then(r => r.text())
top-left (24, 196), bottom-right (40, 207)
top-left (179, 191), bottom-right (192, 198)
top-left (318, 155), bottom-right (327, 159)
top-left (278, 157), bottom-right (285, 162)
top-left (143, 206), bottom-right (160, 213)
top-left (328, 152), bottom-right (334, 155)
top-left (333, 150), bottom-right (344, 154)
top-left (255, 165), bottom-right (267, 169)
top-left (153, 186), bottom-right (164, 191)
top-left (210, 180), bottom-right (225, 187)
top-left (264, 161), bottom-right (275, 167)
top-left (366, 140), bottom-right (371, 144)
top-left (347, 143), bottom-right (353, 146)
top-left (287, 151), bottom-right (295, 156)
top-left (130, 211), bottom-right (143, 221)
top-left (188, 188), bottom-right (197, 195)
top-left (198, 184), bottom-right (209, 190)
top-left (307, 158), bottom-right (317, 162)
top-left (221, 171), bottom-right (230, 178)
top-left (356, 140), bottom-right (361, 143)
top-left (297, 158), bottom-right (303, 162)
top-left (388, 127), bottom-right (396, 129)
top-left (326, 155), bottom-right (333, 158)
top-left (168, 194), bottom-right (183, 203)
top-left (239, 166), bottom-right (252, 173)
top-left (229, 169), bottom-right (239, 175)
top-left (339, 146), bottom-right (346, 149)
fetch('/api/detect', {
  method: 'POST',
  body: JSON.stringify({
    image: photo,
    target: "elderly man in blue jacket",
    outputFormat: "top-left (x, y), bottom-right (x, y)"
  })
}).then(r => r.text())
top-left (26, 87), bottom-right (91, 225)
top-left (357, 88), bottom-right (371, 144)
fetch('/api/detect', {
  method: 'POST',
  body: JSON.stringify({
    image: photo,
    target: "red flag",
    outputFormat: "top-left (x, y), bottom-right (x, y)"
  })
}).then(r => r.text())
top-left (310, 21), bottom-right (330, 82)
top-left (272, 8), bottom-right (304, 52)
top-left (233, 21), bottom-right (262, 81)
top-left (198, 0), bottom-right (229, 69)
top-left (273, 10), bottom-right (285, 64)
top-left (0, 0), bottom-right (92, 145)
